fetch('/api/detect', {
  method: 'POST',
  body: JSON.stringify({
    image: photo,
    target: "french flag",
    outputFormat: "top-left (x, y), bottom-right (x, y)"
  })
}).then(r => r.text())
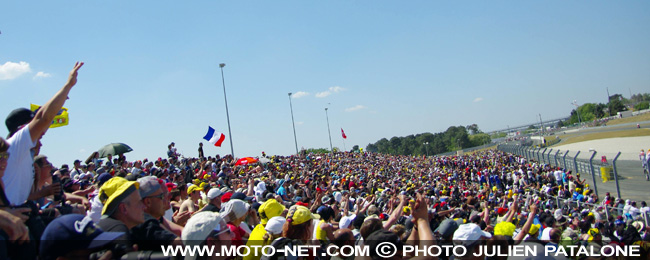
top-left (203, 126), bottom-right (226, 147)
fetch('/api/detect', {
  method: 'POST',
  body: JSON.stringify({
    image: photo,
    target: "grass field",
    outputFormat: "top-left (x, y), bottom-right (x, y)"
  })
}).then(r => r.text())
top-left (606, 112), bottom-right (650, 126)
top-left (551, 128), bottom-right (650, 146)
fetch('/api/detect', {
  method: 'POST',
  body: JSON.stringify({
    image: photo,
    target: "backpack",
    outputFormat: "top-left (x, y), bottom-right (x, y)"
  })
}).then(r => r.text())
top-left (261, 237), bottom-right (303, 260)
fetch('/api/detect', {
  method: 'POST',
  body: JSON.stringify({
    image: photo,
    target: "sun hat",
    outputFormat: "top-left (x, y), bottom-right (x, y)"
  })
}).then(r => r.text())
top-left (100, 177), bottom-right (139, 216)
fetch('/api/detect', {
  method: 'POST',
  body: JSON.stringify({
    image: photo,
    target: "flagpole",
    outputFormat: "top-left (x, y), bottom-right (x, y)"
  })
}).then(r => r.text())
top-left (219, 63), bottom-right (235, 157)
top-left (325, 107), bottom-right (333, 153)
top-left (288, 93), bottom-right (299, 155)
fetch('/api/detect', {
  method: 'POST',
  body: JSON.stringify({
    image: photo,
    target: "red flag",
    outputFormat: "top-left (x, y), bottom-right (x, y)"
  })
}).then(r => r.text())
top-left (341, 128), bottom-right (347, 139)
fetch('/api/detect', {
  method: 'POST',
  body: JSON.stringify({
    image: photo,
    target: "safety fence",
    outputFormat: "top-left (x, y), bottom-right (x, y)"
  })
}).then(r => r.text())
top-left (497, 144), bottom-right (623, 200)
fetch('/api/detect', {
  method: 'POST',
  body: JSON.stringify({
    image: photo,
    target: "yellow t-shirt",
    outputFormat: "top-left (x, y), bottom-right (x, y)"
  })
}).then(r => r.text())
top-left (244, 224), bottom-right (269, 260)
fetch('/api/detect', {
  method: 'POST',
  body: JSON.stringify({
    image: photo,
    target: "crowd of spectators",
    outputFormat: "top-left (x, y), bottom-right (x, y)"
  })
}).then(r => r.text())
top-left (1, 62), bottom-right (650, 260)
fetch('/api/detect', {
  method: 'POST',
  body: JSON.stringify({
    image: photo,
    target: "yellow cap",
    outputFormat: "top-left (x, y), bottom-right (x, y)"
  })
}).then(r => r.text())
top-left (286, 205), bottom-right (319, 225)
top-left (258, 199), bottom-right (286, 224)
top-left (188, 185), bottom-right (203, 194)
top-left (529, 224), bottom-right (541, 235)
top-left (99, 177), bottom-right (129, 204)
top-left (101, 178), bottom-right (139, 216)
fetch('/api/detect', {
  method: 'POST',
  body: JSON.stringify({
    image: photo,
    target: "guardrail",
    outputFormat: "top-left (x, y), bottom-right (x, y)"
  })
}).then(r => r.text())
top-left (497, 144), bottom-right (622, 199)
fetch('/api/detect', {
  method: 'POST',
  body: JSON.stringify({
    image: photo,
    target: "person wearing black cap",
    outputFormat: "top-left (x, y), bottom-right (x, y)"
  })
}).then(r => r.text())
top-left (3, 62), bottom-right (83, 206)
top-left (70, 159), bottom-right (83, 180)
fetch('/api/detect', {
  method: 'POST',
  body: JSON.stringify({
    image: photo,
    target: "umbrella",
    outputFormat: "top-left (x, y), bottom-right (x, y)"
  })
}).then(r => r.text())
top-left (98, 143), bottom-right (133, 158)
top-left (235, 157), bottom-right (259, 166)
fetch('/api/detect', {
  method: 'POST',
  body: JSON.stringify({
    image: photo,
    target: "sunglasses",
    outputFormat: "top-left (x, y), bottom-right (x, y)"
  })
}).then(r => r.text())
top-left (0, 152), bottom-right (9, 160)
top-left (209, 223), bottom-right (233, 238)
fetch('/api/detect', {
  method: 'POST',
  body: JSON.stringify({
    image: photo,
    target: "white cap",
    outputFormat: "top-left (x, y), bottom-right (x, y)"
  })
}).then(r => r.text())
top-left (207, 189), bottom-right (224, 200)
top-left (220, 199), bottom-right (250, 222)
top-left (339, 214), bottom-right (356, 229)
top-left (182, 212), bottom-right (227, 244)
top-left (333, 192), bottom-right (342, 203)
top-left (264, 216), bottom-right (286, 235)
top-left (452, 223), bottom-right (491, 244)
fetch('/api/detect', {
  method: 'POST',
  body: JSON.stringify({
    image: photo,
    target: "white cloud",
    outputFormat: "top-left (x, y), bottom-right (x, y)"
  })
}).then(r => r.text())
top-left (79, 148), bottom-right (87, 154)
top-left (329, 86), bottom-right (344, 93)
top-left (296, 122), bottom-right (304, 125)
top-left (473, 97), bottom-right (484, 103)
top-left (345, 105), bottom-right (367, 112)
top-left (0, 61), bottom-right (31, 80)
top-left (315, 91), bottom-right (331, 98)
top-left (316, 86), bottom-right (345, 98)
top-left (33, 71), bottom-right (52, 80)
top-left (291, 91), bottom-right (309, 98)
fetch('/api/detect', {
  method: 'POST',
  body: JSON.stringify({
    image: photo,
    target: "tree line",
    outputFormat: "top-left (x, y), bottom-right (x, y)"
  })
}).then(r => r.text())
top-left (562, 92), bottom-right (650, 126)
top-left (365, 124), bottom-right (491, 156)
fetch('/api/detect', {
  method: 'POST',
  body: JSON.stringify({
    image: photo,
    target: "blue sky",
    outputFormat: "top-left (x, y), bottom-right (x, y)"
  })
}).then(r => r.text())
top-left (1, 1), bottom-right (649, 166)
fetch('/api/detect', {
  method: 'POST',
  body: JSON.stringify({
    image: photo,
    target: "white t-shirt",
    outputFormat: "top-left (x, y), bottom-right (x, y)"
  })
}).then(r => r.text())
top-left (2, 127), bottom-right (37, 205)
top-left (87, 195), bottom-right (104, 224)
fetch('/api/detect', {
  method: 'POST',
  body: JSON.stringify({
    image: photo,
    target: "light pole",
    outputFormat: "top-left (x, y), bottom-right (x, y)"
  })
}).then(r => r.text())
top-left (572, 100), bottom-right (582, 126)
top-left (325, 107), bottom-right (333, 153)
top-left (539, 114), bottom-right (544, 135)
top-left (219, 63), bottom-right (234, 157)
top-left (423, 142), bottom-right (429, 156)
top-left (288, 93), bottom-right (299, 154)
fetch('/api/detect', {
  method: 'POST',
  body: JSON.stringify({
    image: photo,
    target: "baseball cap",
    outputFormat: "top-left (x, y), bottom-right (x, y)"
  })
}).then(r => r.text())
top-left (231, 192), bottom-right (254, 201)
top-left (188, 185), bottom-right (203, 194)
top-left (286, 205), bottom-right (319, 225)
top-left (264, 216), bottom-right (286, 235)
top-left (453, 223), bottom-right (492, 245)
top-left (97, 172), bottom-right (112, 187)
top-left (207, 189), bottom-right (224, 200)
top-left (258, 199), bottom-right (285, 224)
top-left (137, 176), bottom-right (162, 198)
top-left (39, 214), bottom-right (123, 260)
top-left (182, 212), bottom-right (228, 245)
top-left (5, 108), bottom-right (35, 136)
top-left (220, 199), bottom-right (250, 222)
top-left (339, 214), bottom-right (356, 229)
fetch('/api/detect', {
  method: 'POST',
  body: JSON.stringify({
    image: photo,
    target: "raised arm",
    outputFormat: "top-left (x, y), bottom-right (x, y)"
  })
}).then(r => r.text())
top-left (28, 62), bottom-right (83, 142)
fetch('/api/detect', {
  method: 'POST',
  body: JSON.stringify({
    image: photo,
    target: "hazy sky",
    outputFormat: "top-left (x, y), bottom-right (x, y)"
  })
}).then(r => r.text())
top-left (1, 1), bottom-right (649, 166)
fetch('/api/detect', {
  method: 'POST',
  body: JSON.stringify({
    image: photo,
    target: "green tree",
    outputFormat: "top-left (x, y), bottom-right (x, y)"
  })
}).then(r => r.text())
top-left (467, 124), bottom-right (482, 135)
top-left (366, 143), bottom-right (378, 153)
top-left (634, 101), bottom-right (649, 111)
top-left (469, 133), bottom-right (491, 146)
top-left (608, 98), bottom-right (626, 115)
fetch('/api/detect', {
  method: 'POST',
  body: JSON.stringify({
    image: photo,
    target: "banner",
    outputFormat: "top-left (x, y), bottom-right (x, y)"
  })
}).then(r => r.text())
top-left (30, 104), bottom-right (69, 128)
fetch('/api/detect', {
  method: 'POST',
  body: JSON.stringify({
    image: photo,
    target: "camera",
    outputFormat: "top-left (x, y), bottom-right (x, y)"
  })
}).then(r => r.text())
top-left (52, 175), bottom-right (63, 202)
